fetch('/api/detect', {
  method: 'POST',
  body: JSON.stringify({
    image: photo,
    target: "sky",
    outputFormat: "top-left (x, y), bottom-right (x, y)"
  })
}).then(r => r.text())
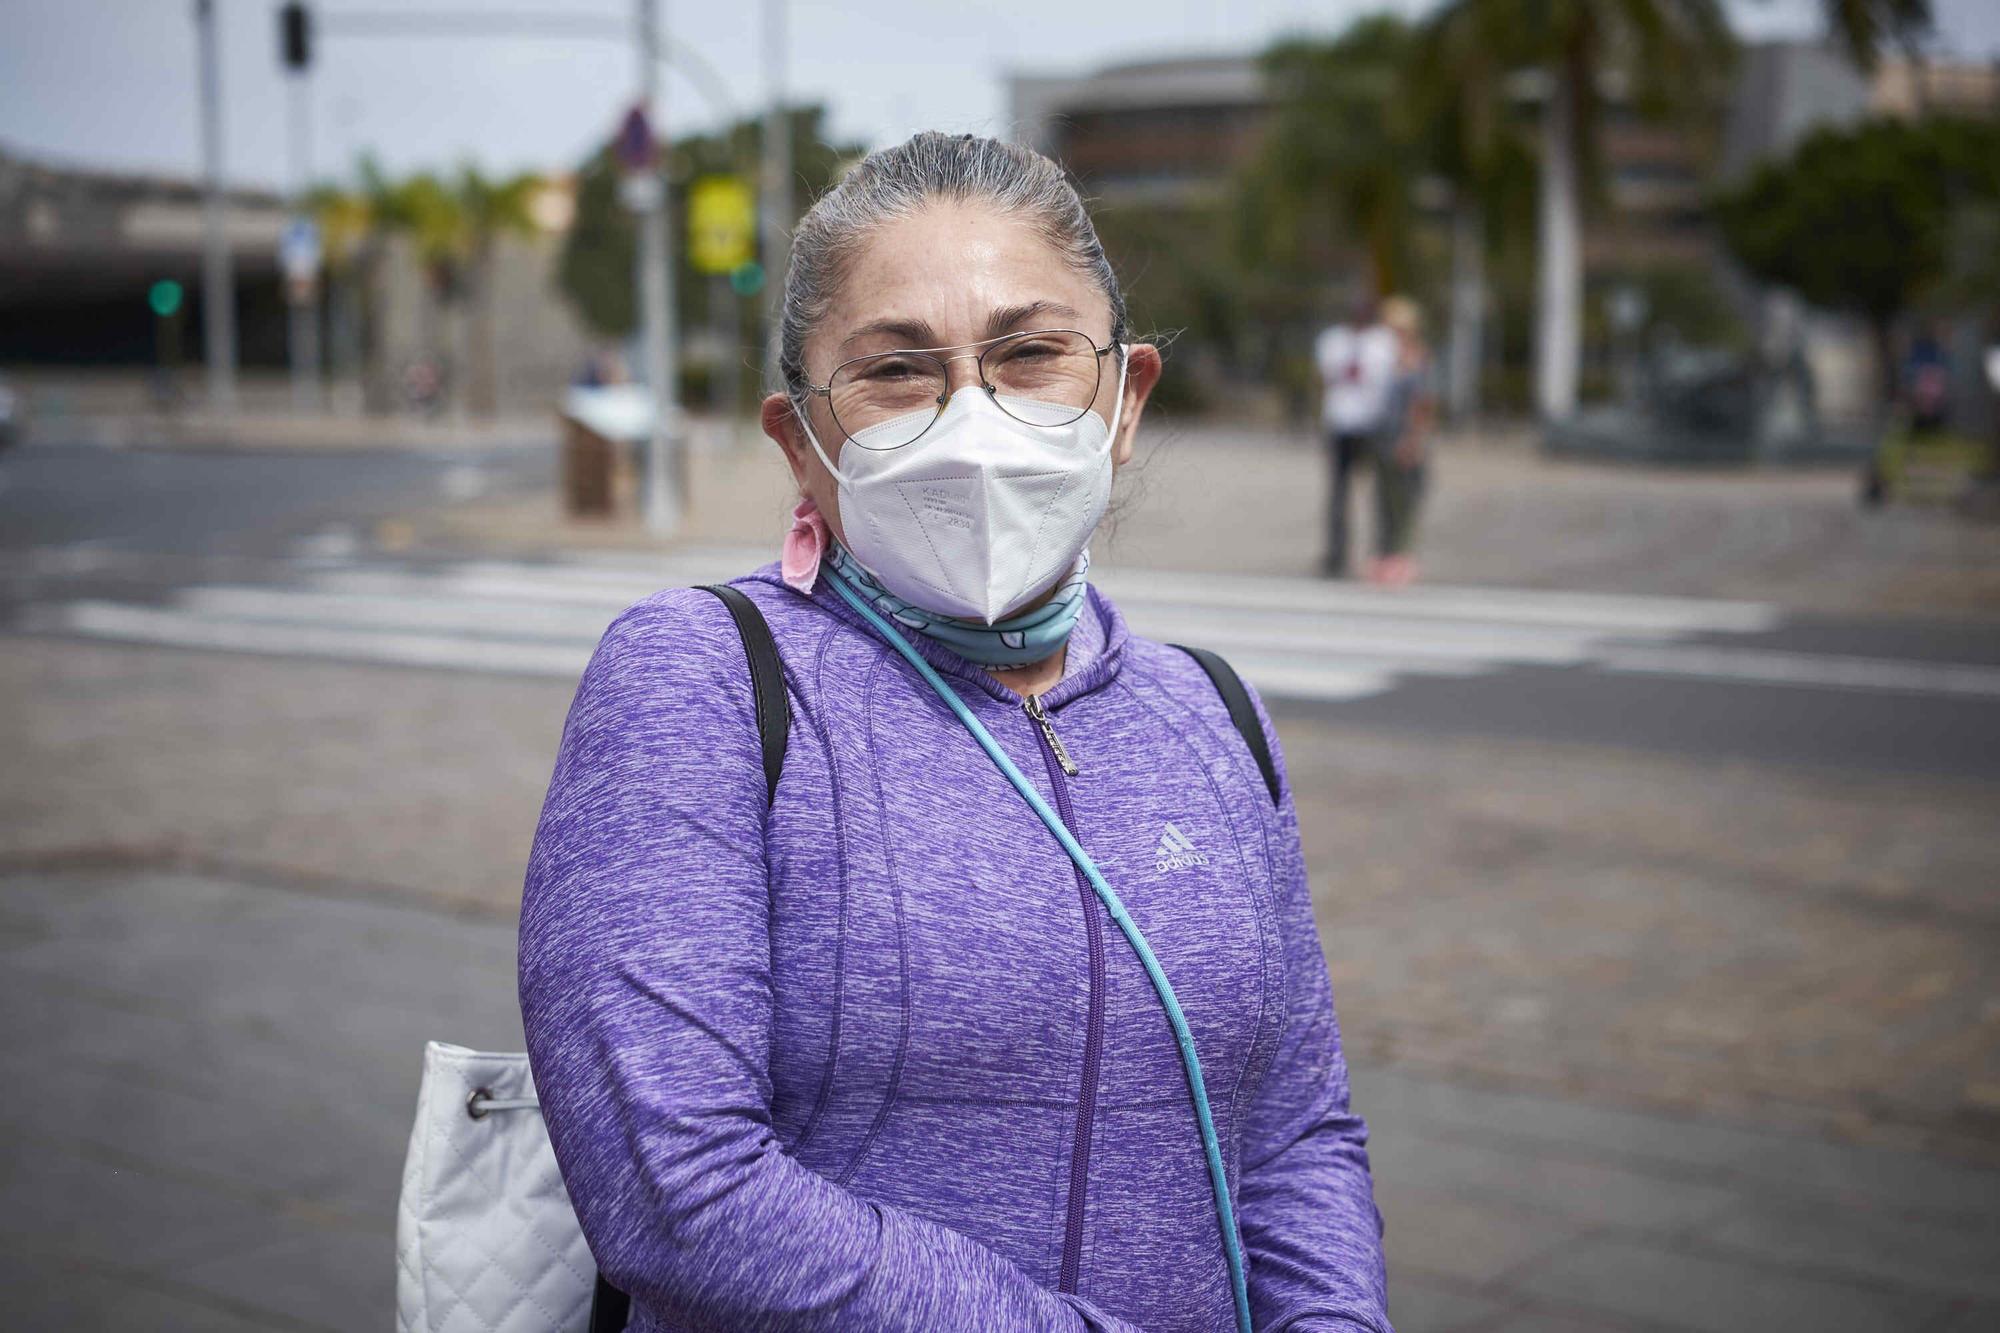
top-left (2, 0), bottom-right (1997, 193)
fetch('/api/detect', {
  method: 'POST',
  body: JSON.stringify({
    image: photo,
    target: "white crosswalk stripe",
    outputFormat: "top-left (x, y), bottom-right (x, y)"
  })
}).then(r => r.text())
top-left (36, 542), bottom-right (1958, 705)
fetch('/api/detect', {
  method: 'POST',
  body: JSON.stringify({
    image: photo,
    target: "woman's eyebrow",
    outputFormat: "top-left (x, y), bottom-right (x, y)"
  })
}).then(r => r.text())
top-left (984, 301), bottom-right (1082, 338)
top-left (836, 300), bottom-right (1085, 352)
top-left (840, 317), bottom-right (938, 350)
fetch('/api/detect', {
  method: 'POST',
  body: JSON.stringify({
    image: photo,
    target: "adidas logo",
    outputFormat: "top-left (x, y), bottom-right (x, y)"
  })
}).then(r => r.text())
top-left (1155, 822), bottom-right (1209, 873)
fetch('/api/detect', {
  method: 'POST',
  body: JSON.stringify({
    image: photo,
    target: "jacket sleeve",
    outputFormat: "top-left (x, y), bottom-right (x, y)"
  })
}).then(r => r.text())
top-left (1232, 683), bottom-right (1392, 1333)
top-left (518, 592), bottom-right (1138, 1333)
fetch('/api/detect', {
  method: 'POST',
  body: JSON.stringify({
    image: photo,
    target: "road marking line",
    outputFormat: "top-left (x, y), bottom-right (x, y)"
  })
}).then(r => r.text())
top-left (178, 585), bottom-right (616, 641)
top-left (35, 600), bottom-right (590, 678)
top-left (1596, 645), bottom-right (2000, 699)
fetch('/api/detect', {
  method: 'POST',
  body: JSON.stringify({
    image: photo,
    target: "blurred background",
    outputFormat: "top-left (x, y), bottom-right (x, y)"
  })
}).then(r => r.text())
top-left (3, 1), bottom-right (1999, 1330)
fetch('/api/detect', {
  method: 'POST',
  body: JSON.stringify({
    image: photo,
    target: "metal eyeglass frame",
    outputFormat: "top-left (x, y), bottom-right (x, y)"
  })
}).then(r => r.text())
top-left (797, 327), bottom-right (1118, 450)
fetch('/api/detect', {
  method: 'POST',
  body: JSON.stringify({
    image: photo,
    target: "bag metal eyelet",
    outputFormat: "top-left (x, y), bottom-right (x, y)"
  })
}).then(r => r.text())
top-left (466, 1086), bottom-right (493, 1120)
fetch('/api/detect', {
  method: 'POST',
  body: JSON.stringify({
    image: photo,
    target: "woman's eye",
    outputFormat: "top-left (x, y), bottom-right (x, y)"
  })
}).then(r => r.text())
top-left (863, 359), bottom-right (920, 380)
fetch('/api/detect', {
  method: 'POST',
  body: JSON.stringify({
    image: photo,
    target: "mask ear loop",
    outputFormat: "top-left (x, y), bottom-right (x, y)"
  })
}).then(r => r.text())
top-left (792, 395), bottom-right (850, 488)
top-left (1107, 343), bottom-right (1131, 445)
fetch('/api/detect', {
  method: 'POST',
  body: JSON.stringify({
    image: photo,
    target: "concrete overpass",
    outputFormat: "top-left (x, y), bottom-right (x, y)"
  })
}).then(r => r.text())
top-left (0, 146), bottom-right (289, 367)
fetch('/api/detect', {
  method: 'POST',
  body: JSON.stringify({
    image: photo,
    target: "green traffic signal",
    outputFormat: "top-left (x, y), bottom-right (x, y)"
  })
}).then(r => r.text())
top-left (148, 279), bottom-right (185, 318)
top-left (729, 261), bottom-right (765, 297)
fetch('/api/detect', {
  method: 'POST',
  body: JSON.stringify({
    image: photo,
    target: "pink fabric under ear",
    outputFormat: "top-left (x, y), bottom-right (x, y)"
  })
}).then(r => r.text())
top-left (781, 496), bottom-right (830, 592)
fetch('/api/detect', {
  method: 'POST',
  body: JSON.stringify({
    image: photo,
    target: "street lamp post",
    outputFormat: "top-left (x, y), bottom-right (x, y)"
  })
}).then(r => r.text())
top-left (194, 0), bottom-right (238, 415)
top-left (281, 1), bottom-right (322, 412)
top-left (636, 0), bottom-right (682, 536)
top-left (760, 0), bottom-right (790, 394)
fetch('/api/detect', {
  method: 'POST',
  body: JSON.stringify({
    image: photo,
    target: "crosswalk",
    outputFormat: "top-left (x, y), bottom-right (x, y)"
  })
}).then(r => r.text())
top-left (44, 543), bottom-right (1977, 706)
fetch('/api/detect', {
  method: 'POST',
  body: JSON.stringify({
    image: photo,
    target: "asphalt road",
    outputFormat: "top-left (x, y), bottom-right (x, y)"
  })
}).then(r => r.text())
top-left (0, 435), bottom-right (552, 559)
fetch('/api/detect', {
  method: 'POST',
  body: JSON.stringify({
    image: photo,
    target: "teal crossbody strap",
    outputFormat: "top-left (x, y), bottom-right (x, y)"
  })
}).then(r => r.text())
top-left (824, 568), bottom-right (1254, 1333)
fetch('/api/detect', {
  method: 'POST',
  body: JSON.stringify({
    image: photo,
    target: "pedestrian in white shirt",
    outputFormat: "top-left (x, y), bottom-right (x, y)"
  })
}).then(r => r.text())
top-left (1314, 300), bottom-right (1399, 577)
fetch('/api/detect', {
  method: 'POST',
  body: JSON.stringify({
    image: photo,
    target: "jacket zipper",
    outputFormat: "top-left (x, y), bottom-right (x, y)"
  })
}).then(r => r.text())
top-left (1025, 693), bottom-right (1079, 776)
top-left (1027, 692), bottom-right (1102, 1294)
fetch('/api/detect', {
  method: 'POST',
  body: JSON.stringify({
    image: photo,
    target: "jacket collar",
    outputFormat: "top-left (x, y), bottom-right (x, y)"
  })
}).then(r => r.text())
top-left (744, 561), bottom-right (1128, 712)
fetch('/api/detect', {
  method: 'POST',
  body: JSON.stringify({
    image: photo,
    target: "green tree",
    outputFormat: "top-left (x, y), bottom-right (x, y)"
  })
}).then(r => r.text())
top-left (1404, 8), bottom-right (1536, 418)
top-left (1242, 15), bottom-right (1421, 299)
top-left (1716, 115), bottom-right (2000, 408)
top-left (1821, 0), bottom-right (1933, 73)
top-left (1420, 0), bottom-right (1735, 420)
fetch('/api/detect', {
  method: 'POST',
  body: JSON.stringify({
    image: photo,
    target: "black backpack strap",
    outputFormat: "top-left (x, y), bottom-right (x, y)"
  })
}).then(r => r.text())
top-left (699, 583), bottom-right (790, 806)
top-left (586, 585), bottom-right (791, 1333)
top-left (588, 1275), bottom-right (629, 1333)
top-left (1171, 644), bottom-right (1283, 807)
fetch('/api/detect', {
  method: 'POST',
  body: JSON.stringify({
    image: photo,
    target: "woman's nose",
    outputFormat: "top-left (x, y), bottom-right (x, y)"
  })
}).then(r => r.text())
top-left (939, 352), bottom-right (988, 397)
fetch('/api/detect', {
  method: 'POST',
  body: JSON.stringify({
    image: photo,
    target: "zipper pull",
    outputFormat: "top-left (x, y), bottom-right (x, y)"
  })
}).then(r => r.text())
top-left (1024, 693), bottom-right (1080, 776)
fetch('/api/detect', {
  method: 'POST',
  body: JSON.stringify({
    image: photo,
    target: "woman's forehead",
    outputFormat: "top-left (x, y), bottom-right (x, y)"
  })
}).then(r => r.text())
top-left (820, 202), bottom-right (1108, 351)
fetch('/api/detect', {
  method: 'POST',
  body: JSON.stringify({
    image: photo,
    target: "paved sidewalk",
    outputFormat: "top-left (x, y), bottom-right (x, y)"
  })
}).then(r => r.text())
top-left (4, 864), bottom-right (1994, 1333)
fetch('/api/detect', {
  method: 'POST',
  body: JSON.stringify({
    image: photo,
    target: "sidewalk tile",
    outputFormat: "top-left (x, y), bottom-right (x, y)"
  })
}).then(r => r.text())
top-left (1378, 1187), bottom-right (1588, 1285)
top-left (1386, 1276), bottom-right (1515, 1332)
top-left (1925, 1301), bottom-right (2000, 1331)
top-left (178, 1221), bottom-right (390, 1332)
top-left (1364, 1069), bottom-right (2000, 1219)
top-left (0, 1144), bottom-right (293, 1279)
top-left (1513, 1237), bottom-right (1949, 1333)
top-left (1701, 1199), bottom-right (2000, 1301)
top-left (1371, 1137), bottom-right (1737, 1232)
top-left (1475, 1306), bottom-right (1691, 1333)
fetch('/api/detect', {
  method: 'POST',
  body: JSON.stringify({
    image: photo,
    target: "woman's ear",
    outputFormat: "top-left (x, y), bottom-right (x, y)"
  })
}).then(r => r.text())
top-left (762, 392), bottom-right (813, 492)
top-left (1112, 342), bottom-right (1164, 468)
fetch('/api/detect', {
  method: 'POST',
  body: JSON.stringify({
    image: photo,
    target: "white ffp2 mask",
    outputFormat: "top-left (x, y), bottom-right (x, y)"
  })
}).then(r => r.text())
top-left (798, 352), bottom-right (1128, 624)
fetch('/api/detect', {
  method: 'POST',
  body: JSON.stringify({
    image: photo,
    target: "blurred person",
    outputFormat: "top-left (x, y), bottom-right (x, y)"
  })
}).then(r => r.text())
top-left (1314, 294), bottom-right (1397, 577)
top-left (1367, 296), bottom-right (1435, 588)
top-left (519, 132), bottom-right (1390, 1333)
top-left (1905, 324), bottom-right (1950, 436)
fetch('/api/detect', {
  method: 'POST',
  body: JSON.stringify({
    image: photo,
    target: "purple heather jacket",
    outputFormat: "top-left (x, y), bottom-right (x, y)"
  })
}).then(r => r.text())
top-left (518, 562), bottom-right (1391, 1333)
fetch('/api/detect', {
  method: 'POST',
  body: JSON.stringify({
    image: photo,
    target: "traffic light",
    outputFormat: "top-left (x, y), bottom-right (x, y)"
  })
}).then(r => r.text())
top-left (280, 2), bottom-right (311, 71)
top-left (148, 280), bottom-right (185, 319)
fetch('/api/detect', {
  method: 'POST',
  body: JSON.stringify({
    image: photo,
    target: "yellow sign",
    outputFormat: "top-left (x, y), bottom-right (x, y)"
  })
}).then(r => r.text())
top-left (688, 175), bottom-right (756, 275)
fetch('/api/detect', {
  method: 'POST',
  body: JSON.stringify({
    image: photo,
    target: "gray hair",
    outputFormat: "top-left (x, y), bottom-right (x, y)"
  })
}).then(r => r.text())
top-left (778, 131), bottom-right (1129, 395)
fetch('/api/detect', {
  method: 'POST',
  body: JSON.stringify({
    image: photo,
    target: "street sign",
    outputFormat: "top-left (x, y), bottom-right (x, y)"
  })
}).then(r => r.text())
top-left (279, 216), bottom-right (321, 282)
top-left (688, 175), bottom-right (755, 276)
top-left (279, 216), bottom-right (322, 305)
top-left (615, 105), bottom-right (657, 174)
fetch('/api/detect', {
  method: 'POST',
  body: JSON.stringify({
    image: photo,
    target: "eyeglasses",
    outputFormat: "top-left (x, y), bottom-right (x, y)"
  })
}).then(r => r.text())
top-left (800, 328), bottom-right (1117, 451)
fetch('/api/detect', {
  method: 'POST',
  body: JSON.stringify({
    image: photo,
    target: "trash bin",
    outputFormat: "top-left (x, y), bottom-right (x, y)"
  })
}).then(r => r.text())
top-left (559, 385), bottom-right (655, 520)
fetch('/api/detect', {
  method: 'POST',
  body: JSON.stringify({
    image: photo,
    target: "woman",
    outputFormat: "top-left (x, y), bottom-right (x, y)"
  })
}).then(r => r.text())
top-left (1367, 296), bottom-right (1434, 588)
top-left (519, 132), bottom-right (1391, 1333)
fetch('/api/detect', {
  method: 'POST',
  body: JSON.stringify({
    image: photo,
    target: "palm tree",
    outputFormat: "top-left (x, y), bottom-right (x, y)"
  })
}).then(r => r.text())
top-left (1421, 0), bottom-right (1734, 421)
top-left (1403, 13), bottom-right (1532, 420)
top-left (304, 182), bottom-right (372, 411)
top-left (379, 171), bottom-right (474, 419)
top-left (1821, 0), bottom-right (1933, 73)
top-left (453, 167), bottom-right (542, 419)
top-left (1247, 16), bottom-right (1422, 300)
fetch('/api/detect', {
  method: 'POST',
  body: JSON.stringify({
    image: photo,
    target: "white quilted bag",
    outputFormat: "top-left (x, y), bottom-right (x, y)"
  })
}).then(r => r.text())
top-left (395, 1042), bottom-right (596, 1333)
